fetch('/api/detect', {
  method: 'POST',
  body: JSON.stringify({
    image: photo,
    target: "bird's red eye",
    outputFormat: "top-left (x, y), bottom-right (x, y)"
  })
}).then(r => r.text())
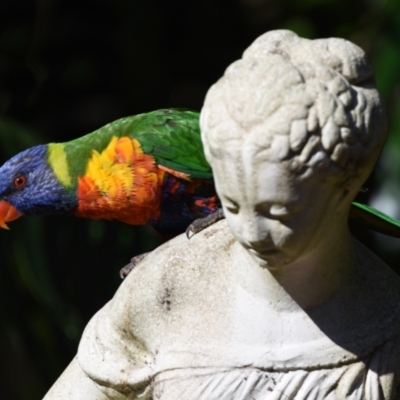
top-left (13, 175), bottom-right (27, 188)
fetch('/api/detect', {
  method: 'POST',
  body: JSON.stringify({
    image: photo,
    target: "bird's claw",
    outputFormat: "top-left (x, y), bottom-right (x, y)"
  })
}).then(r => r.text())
top-left (119, 252), bottom-right (149, 279)
top-left (186, 208), bottom-right (224, 239)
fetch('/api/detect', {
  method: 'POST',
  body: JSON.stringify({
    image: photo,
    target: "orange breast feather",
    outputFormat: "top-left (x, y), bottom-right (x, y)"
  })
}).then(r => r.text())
top-left (75, 136), bottom-right (165, 225)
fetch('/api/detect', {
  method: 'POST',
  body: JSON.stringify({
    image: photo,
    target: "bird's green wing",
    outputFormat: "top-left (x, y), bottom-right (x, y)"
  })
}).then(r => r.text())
top-left (350, 202), bottom-right (400, 238)
top-left (62, 109), bottom-right (212, 181)
top-left (118, 109), bottom-right (212, 179)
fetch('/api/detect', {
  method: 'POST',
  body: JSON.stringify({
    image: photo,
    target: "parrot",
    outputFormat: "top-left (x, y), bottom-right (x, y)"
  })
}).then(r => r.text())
top-left (0, 108), bottom-right (398, 277)
top-left (0, 109), bottom-right (220, 236)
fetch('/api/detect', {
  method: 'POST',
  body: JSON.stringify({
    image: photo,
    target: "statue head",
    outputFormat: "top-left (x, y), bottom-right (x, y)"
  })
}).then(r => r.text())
top-left (200, 30), bottom-right (387, 270)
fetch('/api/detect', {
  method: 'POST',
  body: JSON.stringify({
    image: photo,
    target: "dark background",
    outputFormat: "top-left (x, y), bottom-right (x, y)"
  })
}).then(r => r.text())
top-left (1, 0), bottom-right (400, 398)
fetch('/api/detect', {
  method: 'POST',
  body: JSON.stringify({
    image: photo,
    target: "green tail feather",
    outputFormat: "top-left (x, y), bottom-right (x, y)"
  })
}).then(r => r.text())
top-left (350, 202), bottom-right (400, 238)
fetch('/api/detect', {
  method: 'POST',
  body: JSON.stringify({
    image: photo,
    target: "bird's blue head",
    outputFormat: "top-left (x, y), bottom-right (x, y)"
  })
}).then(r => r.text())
top-left (0, 145), bottom-right (77, 228)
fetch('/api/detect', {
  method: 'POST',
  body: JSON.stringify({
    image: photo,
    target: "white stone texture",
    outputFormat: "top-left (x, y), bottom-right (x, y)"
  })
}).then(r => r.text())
top-left (200, 30), bottom-right (387, 183)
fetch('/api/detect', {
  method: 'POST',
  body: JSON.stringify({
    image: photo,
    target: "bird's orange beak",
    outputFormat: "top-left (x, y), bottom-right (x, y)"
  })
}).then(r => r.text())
top-left (0, 200), bottom-right (22, 229)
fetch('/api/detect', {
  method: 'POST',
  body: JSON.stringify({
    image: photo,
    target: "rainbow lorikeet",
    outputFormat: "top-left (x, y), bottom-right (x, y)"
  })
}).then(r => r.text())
top-left (0, 108), bottom-right (399, 273)
top-left (0, 109), bottom-right (220, 240)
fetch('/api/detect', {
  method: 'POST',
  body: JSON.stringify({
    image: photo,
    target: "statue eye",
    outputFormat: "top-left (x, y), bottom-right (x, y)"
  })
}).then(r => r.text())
top-left (13, 175), bottom-right (27, 188)
top-left (223, 197), bottom-right (240, 214)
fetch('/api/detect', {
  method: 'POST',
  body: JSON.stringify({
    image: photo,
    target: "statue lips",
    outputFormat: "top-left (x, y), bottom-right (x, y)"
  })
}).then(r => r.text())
top-left (246, 243), bottom-right (281, 258)
top-left (0, 200), bottom-right (22, 229)
top-left (245, 240), bottom-right (279, 255)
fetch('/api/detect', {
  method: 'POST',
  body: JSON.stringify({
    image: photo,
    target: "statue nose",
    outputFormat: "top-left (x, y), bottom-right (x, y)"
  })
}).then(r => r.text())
top-left (238, 217), bottom-right (271, 245)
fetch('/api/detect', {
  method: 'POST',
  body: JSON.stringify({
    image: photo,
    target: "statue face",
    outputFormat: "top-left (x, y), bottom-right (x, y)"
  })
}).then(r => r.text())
top-left (212, 150), bottom-right (343, 271)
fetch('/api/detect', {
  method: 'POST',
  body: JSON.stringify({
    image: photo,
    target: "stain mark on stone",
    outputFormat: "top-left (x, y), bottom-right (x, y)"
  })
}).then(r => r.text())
top-left (222, 237), bottom-right (236, 252)
top-left (160, 287), bottom-right (172, 311)
top-left (204, 228), bottom-right (218, 238)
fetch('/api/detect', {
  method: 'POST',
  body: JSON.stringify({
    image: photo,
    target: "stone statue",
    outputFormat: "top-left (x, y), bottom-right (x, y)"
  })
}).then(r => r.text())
top-left (44, 30), bottom-right (400, 400)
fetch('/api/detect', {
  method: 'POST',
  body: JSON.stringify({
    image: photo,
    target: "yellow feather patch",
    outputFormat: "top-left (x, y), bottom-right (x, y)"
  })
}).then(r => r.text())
top-left (85, 137), bottom-right (134, 196)
top-left (75, 135), bottom-right (165, 225)
top-left (48, 143), bottom-right (72, 187)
